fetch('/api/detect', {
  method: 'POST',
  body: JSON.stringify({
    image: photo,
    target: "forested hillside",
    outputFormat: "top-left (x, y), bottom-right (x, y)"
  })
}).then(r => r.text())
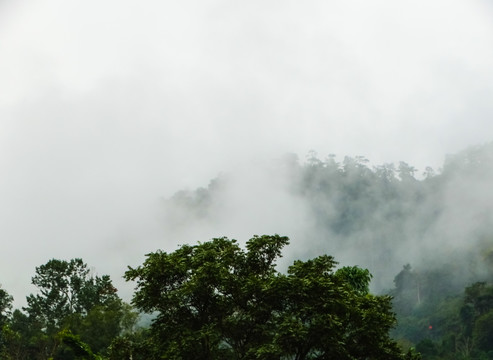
top-left (161, 143), bottom-right (493, 359)
top-left (2, 143), bottom-right (493, 359)
top-left (164, 143), bottom-right (493, 290)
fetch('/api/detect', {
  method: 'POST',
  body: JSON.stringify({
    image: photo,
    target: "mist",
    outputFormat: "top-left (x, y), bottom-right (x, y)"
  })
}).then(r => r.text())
top-left (159, 145), bottom-right (493, 294)
top-left (1, 0), bottom-right (493, 307)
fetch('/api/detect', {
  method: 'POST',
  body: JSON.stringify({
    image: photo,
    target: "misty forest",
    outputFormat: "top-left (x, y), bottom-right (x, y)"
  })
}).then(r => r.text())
top-left (2, 143), bottom-right (493, 360)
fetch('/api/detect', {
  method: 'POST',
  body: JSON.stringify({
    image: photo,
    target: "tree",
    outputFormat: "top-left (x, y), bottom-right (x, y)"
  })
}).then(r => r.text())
top-left (0, 286), bottom-right (12, 325)
top-left (473, 310), bottom-right (493, 353)
top-left (125, 235), bottom-right (289, 359)
top-left (2, 309), bottom-right (41, 360)
top-left (57, 329), bottom-right (99, 360)
top-left (125, 235), bottom-right (419, 359)
top-left (107, 329), bottom-right (155, 360)
top-left (391, 264), bottom-right (420, 316)
top-left (269, 256), bottom-right (406, 360)
top-left (25, 258), bottom-right (119, 333)
top-left (0, 286), bottom-right (13, 357)
top-left (22, 258), bottom-right (129, 359)
top-left (335, 265), bottom-right (373, 295)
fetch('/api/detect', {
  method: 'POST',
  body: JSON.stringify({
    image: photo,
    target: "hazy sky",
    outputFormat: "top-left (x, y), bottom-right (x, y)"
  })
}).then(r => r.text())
top-left (1, 0), bottom-right (493, 306)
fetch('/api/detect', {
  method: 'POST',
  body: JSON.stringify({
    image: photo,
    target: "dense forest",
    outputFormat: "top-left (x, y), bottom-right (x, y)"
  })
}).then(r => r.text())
top-left (0, 238), bottom-right (418, 359)
top-left (164, 143), bottom-right (493, 293)
top-left (162, 142), bottom-right (493, 359)
top-left (2, 143), bottom-right (493, 359)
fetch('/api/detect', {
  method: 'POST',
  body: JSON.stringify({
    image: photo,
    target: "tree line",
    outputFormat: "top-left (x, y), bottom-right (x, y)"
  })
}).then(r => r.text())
top-left (0, 235), bottom-right (420, 359)
top-left (3, 143), bottom-right (493, 359)
top-left (163, 143), bottom-right (493, 293)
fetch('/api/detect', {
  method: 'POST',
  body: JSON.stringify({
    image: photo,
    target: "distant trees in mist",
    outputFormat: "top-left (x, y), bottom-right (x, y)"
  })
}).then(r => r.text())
top-left (3, 143), bottom-right (493, 358)
top-left (390, 265), bottom-right (493, 359)
top-left (159, 143), bottom-right (493, 359)
top-left (162, 143), bottom-right (493, 291)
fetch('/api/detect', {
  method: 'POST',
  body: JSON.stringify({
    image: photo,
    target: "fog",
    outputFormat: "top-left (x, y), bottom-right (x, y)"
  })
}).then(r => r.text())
top-left (1, 0), bottom-right (493, 307)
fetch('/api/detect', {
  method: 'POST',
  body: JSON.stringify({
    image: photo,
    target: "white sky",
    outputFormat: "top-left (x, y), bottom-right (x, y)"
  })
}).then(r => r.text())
top-left (1, 0), bottom-right (493, 306)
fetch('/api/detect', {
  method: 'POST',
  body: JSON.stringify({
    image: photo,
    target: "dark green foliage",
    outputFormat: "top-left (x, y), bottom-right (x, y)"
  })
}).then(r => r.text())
top-left (25, 258), bottom-right (120, 334)
top-left (126, 235), bottom-right (413, 359)
top-left (473, 311), bottom-right (493, 352)
top-left (464, 282), bottom-right (493, 319)
top-left (126, 235), bottom-right (289, 359)
top-left (391, 277), bottom-right (493, 360)
top-left (274, 256), bottom-right (403, 359)
top-left (391, 265), bottom-right (420, 316)
top-left (107, 330), bottom-right (154, 360)
top-left (415, 339), bottom-right (438, 357)
top-left (335, 265), bottom-right (373, 295)
top-left (0, 287), bottom-right (12, 325)
top-left (0, 259), bottom-right (138, 359)
top-left (0, 286), bottom-right (13, 358)
top-left (58, 329), bottom-right (98, 359)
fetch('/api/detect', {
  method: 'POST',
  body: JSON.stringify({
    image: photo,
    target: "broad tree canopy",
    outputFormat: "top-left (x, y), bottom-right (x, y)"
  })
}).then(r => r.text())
top-left (126, 234), bottom-right (419, 360)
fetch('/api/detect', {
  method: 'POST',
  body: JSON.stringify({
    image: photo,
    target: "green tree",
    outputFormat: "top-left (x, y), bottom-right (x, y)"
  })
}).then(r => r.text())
top-left (57, 329), bottom-right (99, 360)
top-left (25, 259), bottom-right (119, 333)
top-left (335, 265), bottom-right (373, 295)
top-left (0, 286), bottom-right (13, 357)
top-left (125, 235), bottom-right (289, 359)
top-left (125, 235), bottom-right (418, 359)
top-left (473, 310), bottom-right (493, 353)
top-left (0, 286), bottom-right (12, 325)
top-left (107, 330), bottom-right (155, 360)
top-left (3, 309), bottom-right (44, 360)
top-left (270, 256), bottom-right (405, 359)
top-left (21, 258), bottom-right (129, 359)
top-left (391, 264), bottom-right (420, 316)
